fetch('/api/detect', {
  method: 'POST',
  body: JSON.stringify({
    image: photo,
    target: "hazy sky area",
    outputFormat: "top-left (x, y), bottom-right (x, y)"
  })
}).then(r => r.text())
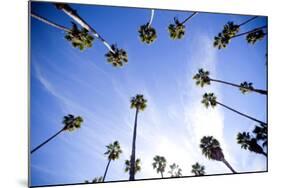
top-left (30, 2), bottom-right (267, 186)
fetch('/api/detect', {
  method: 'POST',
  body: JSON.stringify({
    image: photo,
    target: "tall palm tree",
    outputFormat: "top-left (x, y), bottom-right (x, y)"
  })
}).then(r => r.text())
top-left (253, 124), bottom-right (267, 147)
top-left (31, 114), bottom-right (83, 154)
top-left (193, 68), bottom-right (267, 95)
top-left (168, 12), bottom-right (197, 40)
top-left (200, 136), bottom-right (236, 173)
top-left (138, 9), bottom-right (157, 44)
top-left (191, 162), bottom-right (205, 176)
top-left (152, 155), bottom-right (167, 178)
top-left (125, 158), bottom-right (141, 175)
top-left (31, 12), bottom-right (94, 50)
top-left (129, 94), bottom-right (147, 180)
top-left (237, 132), bottom-right (267, 157)
top-left (54, 3), bottom-right (128, 66)
top-left (84, 176), bottom-right (103, 183)
top-left (103, 141), bottom-right (122, 182)
top-left (202, 93), bottom-right (267, 125)
top-left (168, 163), bottom-right (182, 177)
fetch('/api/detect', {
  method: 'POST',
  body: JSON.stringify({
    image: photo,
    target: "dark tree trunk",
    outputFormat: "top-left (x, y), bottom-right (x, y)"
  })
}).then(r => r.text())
top-left (129, 108), bottom-right (139, 180)
top-left (216, 101), bottom-right (267, 125)
top-left (31, 128), bottom-right (64, 154)
top-left (221, 158), bottom-right (237, 173)
top-left (102, 159), bottom-right (112, 182)
top-left (238, 16), bottom-right (258, 27)
top-left (181, 12), bottom-right (197, 25)
top-left (161, 171), bottom-right (163, 178)
top-left (231, 25), bottom-right (267, 39)
top-left (209, 78), bottom-right (267, 95)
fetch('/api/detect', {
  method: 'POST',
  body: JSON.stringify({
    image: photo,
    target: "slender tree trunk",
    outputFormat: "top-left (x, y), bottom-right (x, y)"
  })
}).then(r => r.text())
top-left (231, 25), bottom-right (267, 39)
top-left (221, 158), bottom-right (236, 173)
top-left (216, 101), bottom-right (267, 125)
top-left (181, 12), bottom-right (198, 25)
top-left (31, 128), bottom-right (64, 154)
top-left (102, 159), bottom-right (112, 182)
top-left (129, 108), bottom-right (139, 180)
top-left (55, 3), bottom-right (115, 53)
top-left (209, 78), bottom-right (267, 95)
top-left (31, 12), bottom-right (70, 32)
top-left (148, 9), bottom-right (155, 27)
top-left (160, 171), bottom-right (163, 178)
top-left (238, 16), bottom-right (258, 27)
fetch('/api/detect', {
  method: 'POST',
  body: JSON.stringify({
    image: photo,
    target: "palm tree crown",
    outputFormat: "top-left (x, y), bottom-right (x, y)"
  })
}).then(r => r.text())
top-left (104, 141), bottom-right (122, 160)
top-left (62, 114), bottom-right (84, 131)
top-left (125, 158), bottom-right (141, 175)
top-left (201, 93), bottom-right (217, 108)
top-left (239, 82), bottom-right (254, 94)
top-left (168, 163), bottom-right (182, 177)
top-left (105, 44), bottom-right (128, 67)
top-left (253, 124), bottom-right (267, 147)
top-left (152, 155), bottom-right (167, 177)
top-left (193, 68), bottom-right (210, 87)
top-left (237, 132), bottom-right (267, 156)
top-left (200, 136), bottom-right (224, 161)
top-left (65, 22), bottom-right (94, 50)
top-left (246, 29), bottom-right (266, 44)
top-left (191, 162), bottom-right (205, 176)
top-left (85, 176), bottom-right (103, 183)
top-left (130, 94), bottom-right (147, 111)
top-left (138, 23), bottom-right (157, 44)
top-left (168, 18), bottom-right (185, 40)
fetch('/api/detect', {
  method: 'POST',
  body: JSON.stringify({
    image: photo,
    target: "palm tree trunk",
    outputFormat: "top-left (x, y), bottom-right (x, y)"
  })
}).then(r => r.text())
top-left (160, 171), bottom-right (163, 178)
top-left (31, 12), bottom-right (70, 32)
top-left (216, 101), bottom-right (267, 125)
top-left (238, 16), bottom-right (258, 27)
top-left (221, 158), bottom-right (236, 173)
top-left (148, 9), bottom-right (155, 27)
top-left (129, 108), bottom-right (139, 180)
top-left (31, 128), bottom-right (64, 154)
top-left (102, 159), bottom-right (112, 182)
top-left (231, 25), bottom-right (267, 39)
top-left (261, 151), bottom-right (267, 157)
top-left (181, 12), bottom-right (198, 25)
top-left (55, 3), bottom-right (115, 53)
top-left (209, 78), bottom-right (267, 95)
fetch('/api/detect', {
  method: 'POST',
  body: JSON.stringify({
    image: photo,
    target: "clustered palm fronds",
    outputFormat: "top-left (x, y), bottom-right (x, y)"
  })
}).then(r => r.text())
top-left (62, 114), bottom-right (84, 131)
top-left (130, 94), bottom-right (147, 111)
top-left (213, 22), bottom-right (240, 49)
top-left (125, 159), bottom-right (141, 174)
top-left (84, 176), bottom-right (103, 183)
top-left (200, 136), bottom-right (224, 161)
top-left (239, 81), bottom-right (254, 94)
top-left (191, 162), bottom-right (205, 176)
top-left (168, 163), bottom-right (182, 177)
top-left (201, 93), bottom-right (217, 108)
top-left (168, 18), bottom-right (185, 39)
top-left (246, 29), bottom-right (266, 44)
top-left (253, 124), bottom-right (267, 147)
top-left (193, 68), bottom-right (211, 87)
top-left (138, 23), bottom-right (157, 44)
top-left (152, 155), bottom-right (167, 177)
top-left (104, 141), bottom-right (122, 160)
top-left (65, 23), bottom-right (94, 50)
top-left (105, 44), bottom-right (128, 67)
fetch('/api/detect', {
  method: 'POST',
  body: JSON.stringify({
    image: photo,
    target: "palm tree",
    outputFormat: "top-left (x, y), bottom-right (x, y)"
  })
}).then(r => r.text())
top-left (168, 12), bottom-right (197, 40)
top-left (138, 9), bottom-right (157, 44)
top-left (200, 136), bottom-right (236, 173)
top-left (105, 44), bottom-right (128, 67)
top-left (237, 132), bottom-right (267, 157)
top-left (246, 29), bottom-right (266, 44)
top-left (213, 15), bottom-right (266, 49)
top-left (193, 68), bottom-right (267, 95)
top-left (125, 158), bottom-right (141, 175)
top-left (129, 94), bottom-right (147, 180)
top-left (152, 155), bottom-right (167, 178)
top-left (202, 93), bottom-right (267, 125)
top-left (103, 141), bottom-right (122, 182)
top-left (191, 162), bottom-right (205, 176)
top-left (84, 176), bottom-right (103, 183)
top-left (54, 3), bottom-right (128, 67)
top-left (31, 12), bottom-right (94, 50)
top-left (31, 114), bottom-right (83, 154)
top-left (168, 163), bottom-right (182, 177)
top-left (253, 124), bottom-right (267, 147)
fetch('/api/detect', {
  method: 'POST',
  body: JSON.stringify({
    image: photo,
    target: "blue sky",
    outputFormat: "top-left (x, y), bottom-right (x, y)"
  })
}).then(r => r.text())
top-left (30, 2), bottom-right (267, 186)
